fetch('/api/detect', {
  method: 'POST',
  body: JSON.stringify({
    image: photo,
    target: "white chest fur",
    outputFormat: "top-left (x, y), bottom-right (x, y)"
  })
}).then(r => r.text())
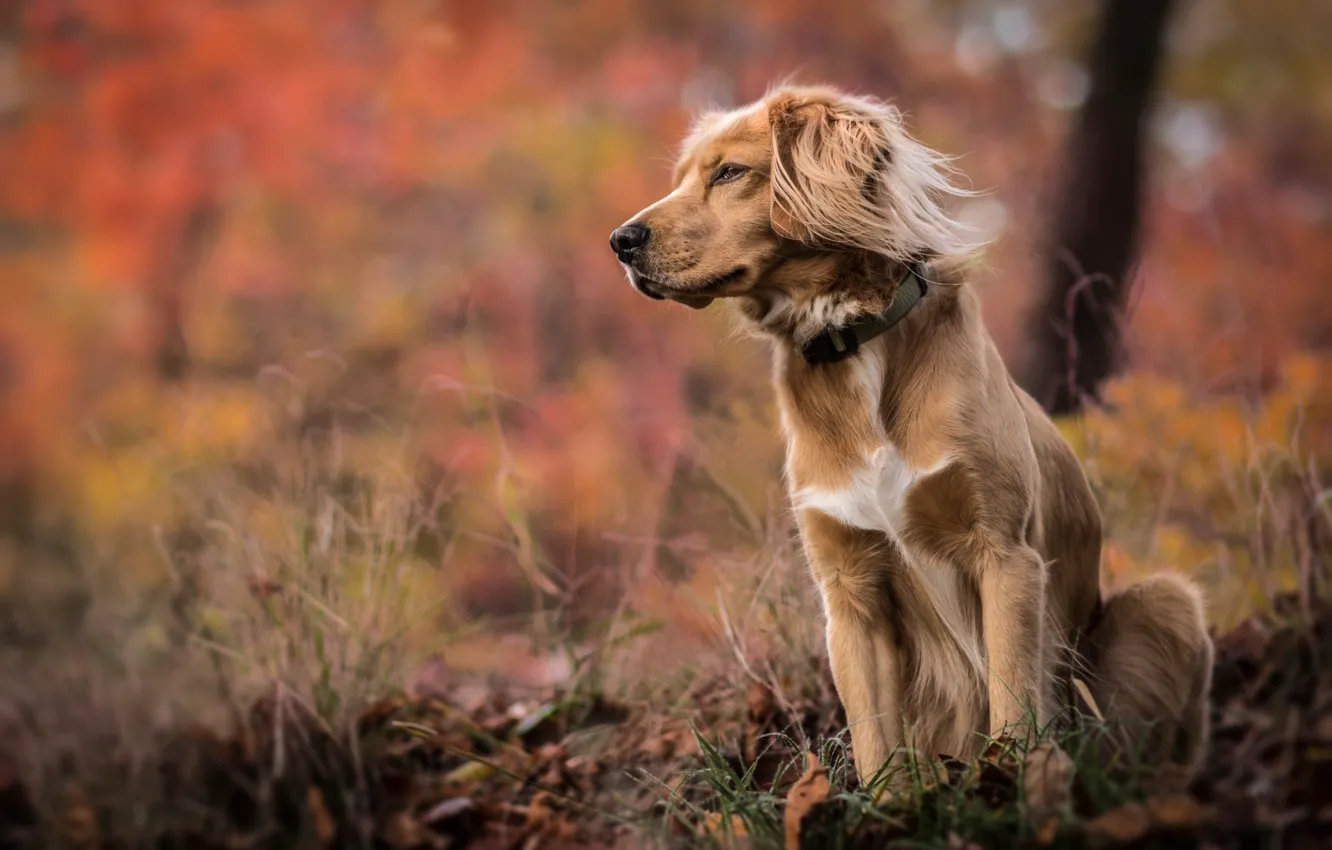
top-left (792, 444), bottom-right (949, 541)
top-left (783, 348), bottom-right (951, 541)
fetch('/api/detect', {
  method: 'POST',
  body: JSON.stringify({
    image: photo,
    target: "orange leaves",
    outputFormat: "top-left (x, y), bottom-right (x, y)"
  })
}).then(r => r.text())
top-left (0, 0), bottom-right (1328, 656)
top-left (784, 751), bottom-right (831, 850)
top-left (1069, 354), bottom-right (1332, 622)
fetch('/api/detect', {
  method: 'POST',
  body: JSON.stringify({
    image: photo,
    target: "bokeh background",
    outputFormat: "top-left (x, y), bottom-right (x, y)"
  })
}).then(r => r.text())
top-left (0, 0), bottom-right (1329, 755)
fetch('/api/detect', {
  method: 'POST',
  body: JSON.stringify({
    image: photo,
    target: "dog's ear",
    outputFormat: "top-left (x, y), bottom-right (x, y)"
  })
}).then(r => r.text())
top-left (766, 89), bottom-right (980, 261)
top-left (767, 91), bottom-right (896, 247)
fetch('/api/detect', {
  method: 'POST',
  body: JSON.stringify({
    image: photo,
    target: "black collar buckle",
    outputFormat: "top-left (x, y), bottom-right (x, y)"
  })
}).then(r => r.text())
top-left (799, 262), bottom-right (929, 366)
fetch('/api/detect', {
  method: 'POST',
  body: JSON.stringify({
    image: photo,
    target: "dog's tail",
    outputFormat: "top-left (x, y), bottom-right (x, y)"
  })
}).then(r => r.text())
top-left (1078, 573), bottom-right (1214, 775)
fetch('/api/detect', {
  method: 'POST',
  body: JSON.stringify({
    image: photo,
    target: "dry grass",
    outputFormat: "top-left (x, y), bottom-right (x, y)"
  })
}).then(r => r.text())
top-left (0, 358), bottom-right (1328, 848)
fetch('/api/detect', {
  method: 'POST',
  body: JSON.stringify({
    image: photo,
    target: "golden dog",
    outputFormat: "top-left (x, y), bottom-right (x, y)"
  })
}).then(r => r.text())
top-left (610, 84), bottom-right (1213, 783)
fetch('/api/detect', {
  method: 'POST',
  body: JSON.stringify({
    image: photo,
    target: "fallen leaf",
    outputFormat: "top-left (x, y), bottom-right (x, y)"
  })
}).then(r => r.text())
top-left (1146, 794), bottom-right (1213, 829)
top-left (946, 831), bottom-right (983, 850)
top-left (947, 831), bottom-right (986, 850)
top-left (1024, 741), bottom-right (1074, 830)
top-left (408, 653), bottom-right (452, 700)
top-left (1147, 763), bottom-right (1194, 796)
top-left (1085, 802), bottom-right (1150, 843)
top-left (382, 810), bottom-right (424, 848)
top-left (526, 791), bottom-right (555, 830)
top-left (307, 786), bottom-right (336, 846)
top-left (1034, 816), bottom-right (1060, 846)
top-left (700, 811), bottom-right (749, 846)
top-left (59, 784), bottom-right (98, 850)
top-left (248, 576), bottom-right (283, 599)
top-left (421, 796), bottom-right (474, 825)
top-left (443, 759), bottom-right (495, 786)
top-left (747, 682), bottom-right (776, 722)
top-left (784, 751), bottom-right (831, 850)
top-left (1215, 616), bottom-right (1270, 663)
top-left (357, 699), bottom-right (404, 734)
top-left (532, 743), bottom-right (567, 764)
top-left (978, 737), bottom-right (1021, 766)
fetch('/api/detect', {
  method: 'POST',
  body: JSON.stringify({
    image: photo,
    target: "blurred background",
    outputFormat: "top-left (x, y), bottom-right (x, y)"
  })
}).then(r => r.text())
top-left (0, 0), bottom-right (1329, 750)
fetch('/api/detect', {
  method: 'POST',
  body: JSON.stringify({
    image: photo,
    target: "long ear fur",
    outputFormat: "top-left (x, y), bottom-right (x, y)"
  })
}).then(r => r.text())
top-left (767, 86), bottom-right (983, 262)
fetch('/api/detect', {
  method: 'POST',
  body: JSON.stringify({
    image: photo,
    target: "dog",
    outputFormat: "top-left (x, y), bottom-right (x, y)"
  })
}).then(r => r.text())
top-left (609, 84), bottom-right (1214, 784)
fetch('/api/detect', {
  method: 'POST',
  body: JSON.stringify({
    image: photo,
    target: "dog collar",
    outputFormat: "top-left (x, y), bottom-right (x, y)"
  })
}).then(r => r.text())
top-left (801, 262), bottom-right (929, 365)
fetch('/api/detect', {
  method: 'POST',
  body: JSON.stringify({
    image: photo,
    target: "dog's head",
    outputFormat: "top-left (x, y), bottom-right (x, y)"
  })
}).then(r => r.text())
top-left (609, 85), bottom-right (977, 318)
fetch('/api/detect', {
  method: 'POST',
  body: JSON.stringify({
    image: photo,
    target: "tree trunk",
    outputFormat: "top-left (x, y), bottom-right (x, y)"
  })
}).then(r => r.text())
top-left (1022, 0), bottom-right (1177, 414)
top-left (154, 200), bottom-right (219, 382)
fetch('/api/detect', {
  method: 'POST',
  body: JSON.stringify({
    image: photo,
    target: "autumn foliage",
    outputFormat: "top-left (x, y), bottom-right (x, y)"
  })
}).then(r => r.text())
top-left (0, 1), bottom-right (1329, 843)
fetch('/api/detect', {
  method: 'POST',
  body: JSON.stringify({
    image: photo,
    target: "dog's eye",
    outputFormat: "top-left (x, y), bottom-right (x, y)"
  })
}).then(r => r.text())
top-left (710, 164), bottom-right (749, 186)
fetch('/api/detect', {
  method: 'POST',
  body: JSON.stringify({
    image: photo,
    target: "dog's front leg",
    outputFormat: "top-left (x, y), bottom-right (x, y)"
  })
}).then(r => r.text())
top-left (801, 512), bottom-right (904, 784)
top-left (823, 597), bottom-right (904, 784)
top-left (980, 545), bottom-right (1049, 738)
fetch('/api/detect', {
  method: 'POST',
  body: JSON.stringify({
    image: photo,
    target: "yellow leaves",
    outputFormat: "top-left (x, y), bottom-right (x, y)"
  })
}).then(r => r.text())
top-left (1080, 356), bottom-right (1331, 522)
top-left (1052, 414), bottom-right (1088, 458)
top-left (172, 386), bottom-right (259, 458)
top-left (353, 286), bottom-right (422, 353)
top-left (700, 812), bottom-right (750, 847)
top-left (1151, 526), bottom-right (1219, 576)
top-left (76, 448), bottom-right (163, 532)
top-left (1282, 352), bottom-right (1326, 401)
top-left (1084, 802), bottom-right (1151, 843)
top-left (1079, 358), bottom-right (1331, 618)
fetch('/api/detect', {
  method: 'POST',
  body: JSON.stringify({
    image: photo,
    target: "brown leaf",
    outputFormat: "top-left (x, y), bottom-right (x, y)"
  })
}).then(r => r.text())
top-left (357, 698), bottom-right (404, 735)
top-left (532, 743), bottom-right (567, 764)
top-left (946, 832), bottom-right (983, 850)
top-left (1216, 616), bottom-right (1270, 663)
top-left (1085, 802), bottom-right (1150, 844)
top-left (747, 682), bottom-right (776, 722)
top-left (1145, 794), bottom-right (1213, 829)
top-left (382, 810), bottom-right (425, 849)
top-left (408, 653), bottom-right (452, 701)
top-left (784, 751), bottom-right (831, 850)
top-left (1023, 742), bottom-right (1074, 829)
top-left (59, 784), bottom-right (99, 850)
top-left (978, 737), bottom-right (1021, 767)
top-left (526, 791), bottom-right (555, 831)
top-left (642, 731), bottom-right (677, 761)
top-left (1146, 763), bottom-right (1195, 796)
top-left (1034, 816), bottom-right (1060, 846)
top-left (700, 812), bottom-right (749, 847)
top-left (248, 576), bottom-right (283, 599)
top-left (307, 786), bottom-right (337, 846)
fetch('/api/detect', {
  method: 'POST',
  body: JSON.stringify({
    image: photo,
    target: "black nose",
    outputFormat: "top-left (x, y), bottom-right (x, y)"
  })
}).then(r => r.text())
top-left (609, 224), bottom-right (650, 262)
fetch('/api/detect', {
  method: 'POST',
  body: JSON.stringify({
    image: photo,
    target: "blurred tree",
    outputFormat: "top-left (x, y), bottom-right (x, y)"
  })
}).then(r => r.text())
top-left (153, 200), bottom-right (219, 381)
top-left (1022, 0), bottom-right (1178, 413)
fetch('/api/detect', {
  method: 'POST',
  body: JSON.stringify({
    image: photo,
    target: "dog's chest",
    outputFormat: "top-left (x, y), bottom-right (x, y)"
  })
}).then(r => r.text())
top-left (792, 444), bottom-right (941, 540)
top-left (781, 353), bottom-right (948, 541)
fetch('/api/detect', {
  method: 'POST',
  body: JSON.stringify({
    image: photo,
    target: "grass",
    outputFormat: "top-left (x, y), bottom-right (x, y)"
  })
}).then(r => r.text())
top-left (0, 363), bottom-right (1329, 848)
top-left (662, 717), bottom-right (1179, 849)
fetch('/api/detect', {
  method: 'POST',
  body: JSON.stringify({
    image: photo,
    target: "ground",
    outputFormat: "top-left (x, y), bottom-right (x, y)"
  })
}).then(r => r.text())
top-left (3, 592), bottom-right (1329, 850)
